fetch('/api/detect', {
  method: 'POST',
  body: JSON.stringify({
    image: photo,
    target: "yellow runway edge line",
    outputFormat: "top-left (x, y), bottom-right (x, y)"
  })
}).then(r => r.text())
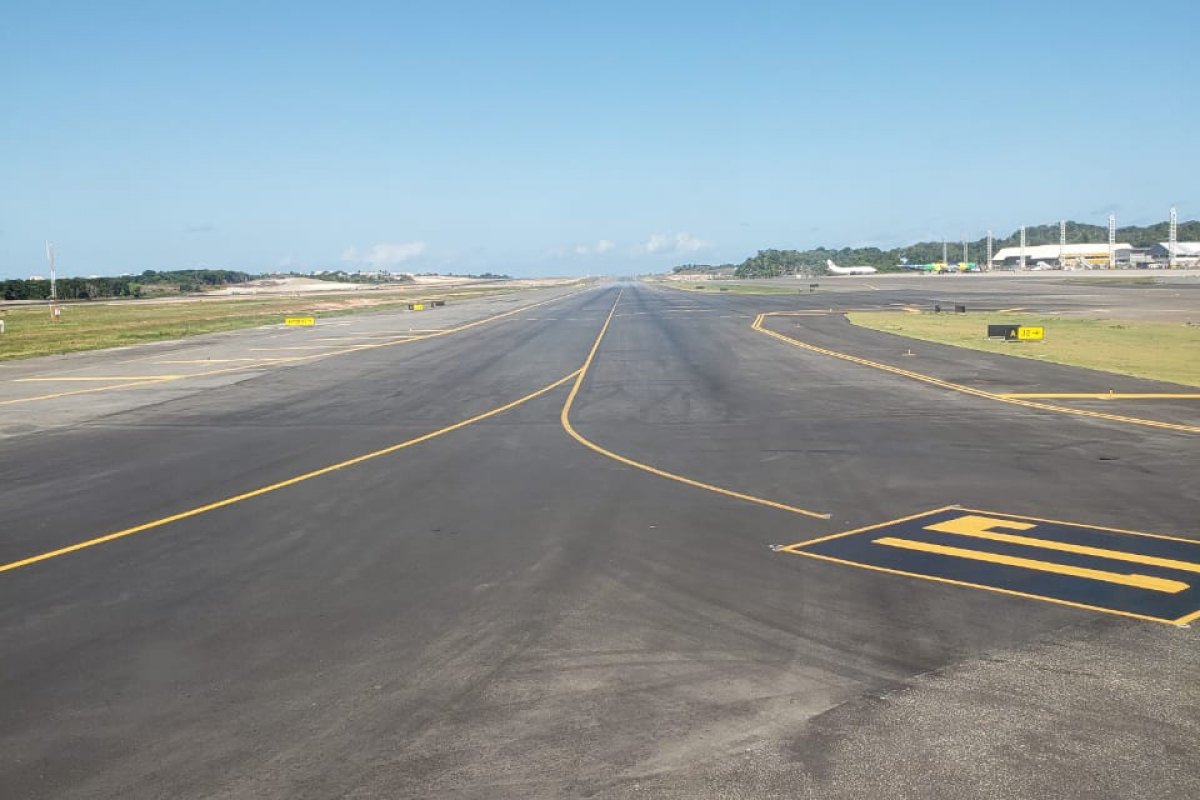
top-left (560, 291), bottom-right (831, 520)
top-left (0, 289), bottom-right (587, 408)
top-left (0, 369), bottom-right (581, 575)
top-left (751, 313), bottom-right (1200, 435)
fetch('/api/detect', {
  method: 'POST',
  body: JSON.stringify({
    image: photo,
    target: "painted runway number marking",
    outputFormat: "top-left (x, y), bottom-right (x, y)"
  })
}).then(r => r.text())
top-left (779, 507), bottom-right (1200, 624)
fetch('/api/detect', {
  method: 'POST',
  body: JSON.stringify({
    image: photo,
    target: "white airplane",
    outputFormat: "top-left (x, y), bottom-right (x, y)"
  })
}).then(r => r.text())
top-left (825, 259), bottom-right (877, 275)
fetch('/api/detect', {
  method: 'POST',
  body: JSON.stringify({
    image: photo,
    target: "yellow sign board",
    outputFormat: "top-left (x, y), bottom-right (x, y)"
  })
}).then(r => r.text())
top-left (409, 303), bottom-right (426, 311)
top-left (1016, 326), bottom-right (1044, 341)
top-left (284, 316), bottom-right (316, 327)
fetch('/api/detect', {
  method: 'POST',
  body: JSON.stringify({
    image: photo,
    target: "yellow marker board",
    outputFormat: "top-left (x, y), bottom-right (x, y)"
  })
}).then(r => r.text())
top-left (1017, 326), bottom-right (1044, 341)
top-left (284, 316), bottom-right (316, 327)
top-left (409, 303), bottom-right (426, 311)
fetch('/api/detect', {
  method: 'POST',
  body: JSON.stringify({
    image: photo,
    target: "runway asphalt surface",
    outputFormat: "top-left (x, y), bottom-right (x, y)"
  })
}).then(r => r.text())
top-left (1, 279), bottom-right (1197, 798)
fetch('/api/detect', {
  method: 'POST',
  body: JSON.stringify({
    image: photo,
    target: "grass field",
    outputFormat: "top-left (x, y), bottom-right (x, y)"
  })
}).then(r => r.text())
top-left (846, 312), bottom-right (1200, 387)
top-left (0, 286), bottom-right (515, 361)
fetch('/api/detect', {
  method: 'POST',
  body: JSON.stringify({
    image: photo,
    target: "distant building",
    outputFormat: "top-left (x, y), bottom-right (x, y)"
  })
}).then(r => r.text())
top-left (1150, 242), bottom-right (1200, 267)
top-left (27, 275), bottom-right (46, 281)
top-left (990, 243), bottom-right (1133, 269)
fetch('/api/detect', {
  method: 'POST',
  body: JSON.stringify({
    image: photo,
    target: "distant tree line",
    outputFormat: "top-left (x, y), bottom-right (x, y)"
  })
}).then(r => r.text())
top-left (719, 220), bottom-right (1200, 278)
top-left (309, 270), bottom-right (415, 284)
top-left (2, 269), bottom-right (254, 301)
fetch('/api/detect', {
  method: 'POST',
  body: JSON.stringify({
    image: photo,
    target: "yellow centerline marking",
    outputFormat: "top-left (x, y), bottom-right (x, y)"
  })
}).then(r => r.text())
top-left (560, 290), bottom-right (830, 520)
top-left (14, 375), bottom-right (188, 382)
top-left (751, 312), bottom-right (1200, 434)
top-left (996, 393), bottom-right (1200, 400)
top-left (0, 289), bottom-right (587, 408)
top-left (0, 369), bottom-right (581, 575)
top-left (872, 536), bottom-right (1189, 594)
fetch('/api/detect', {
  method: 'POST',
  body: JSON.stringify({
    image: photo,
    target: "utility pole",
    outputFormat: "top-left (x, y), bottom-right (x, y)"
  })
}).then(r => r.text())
top-left (1019, 226), bottom-right (1026, 271)
top-left (1169, 206), bottom-right (1178, 268)
top-left (1108, 214), bottom-right (1118, 271)
top-left (46, 241), bottom-right (60, 322)
top-left (986, 230), bottom-right (993, 271)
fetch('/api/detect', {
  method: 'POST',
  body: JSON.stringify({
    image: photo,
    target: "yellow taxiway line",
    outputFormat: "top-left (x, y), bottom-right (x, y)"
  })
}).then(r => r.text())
top-left (560, 291), bottom-right (831, 520)
top-left (0, 289), bottom-right (587, 408)
top-left (14, 375), bottom-right (188, 382)
top-left (0, 368), bottom-right (581, 575)
top-left (751, 313), bottom-right (1200, 435)
top-left (996, 393), bottom-right (1200, 400)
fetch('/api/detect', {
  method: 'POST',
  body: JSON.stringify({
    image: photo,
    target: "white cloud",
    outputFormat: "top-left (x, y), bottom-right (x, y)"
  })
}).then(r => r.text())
top-left (571, 239), bottom-right (616, 256)
top-left (637, 232), bottom-right (712, 255)
top-left (341, 241), bottom-right (427, 270)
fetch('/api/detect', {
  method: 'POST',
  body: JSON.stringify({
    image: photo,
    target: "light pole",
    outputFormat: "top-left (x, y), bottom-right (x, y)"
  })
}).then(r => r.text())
top-left (47, 241), bottom-right (60, 321)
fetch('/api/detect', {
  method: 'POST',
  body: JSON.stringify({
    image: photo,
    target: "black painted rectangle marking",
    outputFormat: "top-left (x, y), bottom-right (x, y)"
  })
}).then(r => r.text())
top-left (780, 507), bottom-right (1200, 624)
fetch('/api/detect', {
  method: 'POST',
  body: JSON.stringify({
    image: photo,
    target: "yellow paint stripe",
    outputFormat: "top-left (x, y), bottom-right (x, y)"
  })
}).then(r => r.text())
top-left (0, 369), bottom-right (580, 575)
top-left (783, 505), bottom-right (1200, 551)
top-left (14, 375), bottom-right (188, 382)
top-left (784, 549), bottom-right (1184, 626)
top-left (872, 536), bottom-right (1189, 594)
top-left (1174, 608), bottom-right (1200, 625)
top-left (779, 505), bottom-right (965, 551)
top-left (249, 346), bottom-right (342, 351)
top-left (0, 289), bottom-right (586, 407)
top-left (751, 313), bottom-right (1200, 434)
top-left (923, 520), bottom-right (1200, 574)
top-left (996, 393), bottom-right (1200, 400)
top-left (560, 291), bottom-right (830, 520)
top-left (157, 358), bottom-right (289, 364)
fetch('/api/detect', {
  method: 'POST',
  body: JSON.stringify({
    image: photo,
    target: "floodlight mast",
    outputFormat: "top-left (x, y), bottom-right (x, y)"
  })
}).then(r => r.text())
top-left (47, 241), bottom-right (59, 321)
top-left (986, 230), bottom-right (993, 271)
top-left (1019, 226), bottom-right (1026, 271)
top-left (1169, 206), bottom-right (1178, 268)
top-left (1108, 214), bottom-right (1116, 269)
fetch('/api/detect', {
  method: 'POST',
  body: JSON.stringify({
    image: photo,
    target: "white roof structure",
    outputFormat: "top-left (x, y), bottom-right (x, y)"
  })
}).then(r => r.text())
top-left (1158, 242), bottom-right (1200, 257)
top-left (991, 243), bottom-right (1133, 262)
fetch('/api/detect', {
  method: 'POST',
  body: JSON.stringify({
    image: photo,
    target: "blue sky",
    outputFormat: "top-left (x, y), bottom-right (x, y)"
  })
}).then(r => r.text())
top-left (2, 1), bottom-right (1197, 278)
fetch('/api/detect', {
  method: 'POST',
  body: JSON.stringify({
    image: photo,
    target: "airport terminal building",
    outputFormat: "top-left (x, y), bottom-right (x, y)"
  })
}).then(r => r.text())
top-left (990, 243), bottom-right (1133, 269)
